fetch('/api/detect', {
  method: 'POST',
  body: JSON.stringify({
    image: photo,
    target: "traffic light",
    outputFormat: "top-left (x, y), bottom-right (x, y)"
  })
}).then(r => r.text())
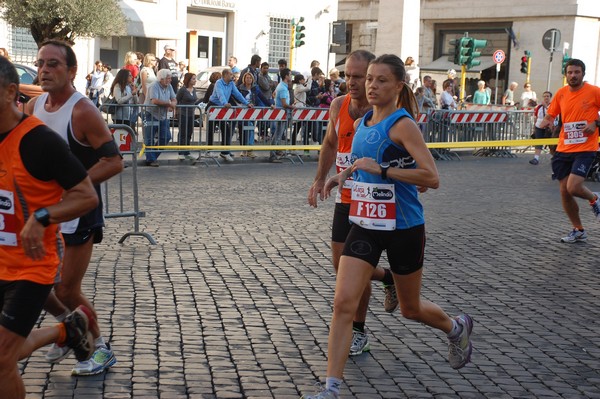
top-left (520, 51), bottom-right (530, 74)
top-left (291, 17), bottom-right (306, 48)
top-left (561, 52), bottom-right (571, 75)
top-left (449, 37), bottom-right (469, 66)
top-left (466, 38), bottom-right (487, 69)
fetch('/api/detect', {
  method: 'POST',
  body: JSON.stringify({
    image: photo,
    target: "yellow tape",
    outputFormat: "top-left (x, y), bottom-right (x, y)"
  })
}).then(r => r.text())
top-left (141, 139), bottom-right (562, 152)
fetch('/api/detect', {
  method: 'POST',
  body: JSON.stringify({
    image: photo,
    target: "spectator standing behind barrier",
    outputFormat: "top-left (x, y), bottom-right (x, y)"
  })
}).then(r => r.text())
top-left (302, 54), bottom-right (473, 399)
top-left (502, 81), bottom-right (518, 106)
top-left (404, 56), bottom-right (420, 90)
top-left (208, 67), bottom-right (252, 162)
top-left (143, 68), bottom-right (177, 167)
top-left (319, 79), bottom-right (335, 108)
top-left (202, 71), bottom-right (222, 150)
top-left (122, 51), bottom-right (139, 80)
top-left (329, 68), bottom-right (345, 95)
top-left (0, 56), bottom-right (99, 398)
top-left (292, 74), bottom-right (311, 148)
top-left (237, 54), bottom-right (261, 87)
top-left (176, 72), bottom-right (201, 161)
top-left (177, 60), bottom-right (188, 88)
top-left (237, 71), bottom-right (272, 158)
top-left (520, 82), bottom-right (537, 108)
top-left (539, 58), bottom-right (600, 243)
top-left (158, 45), bottom-right (179, 93)
top-left (110, 69), bottom-right (138, 128)
top-left (307, 50), bottom-right (399, 364)
top-left (440, 79), bottom-right (457, 110)
top-left (529, 91), bottom-right (553, 165)
top-left (228, 56), bottom-right (240, 74)
top-left (27, 40), bottom-right (124, 377)
top-left (138, 53), bottom-right (158, 105)
top-left (100, 64), bottom-right (113, 105)
top-left (269, 68), bottom-right (294, 163)
top-left (473, 80), bottom-right (490, 105)
top-left (0, 47), bottom-right (11, 60)
top-left (421, 75), bottom-right (437, 112)
top-left (257, 62), bottom-right (275, 140)
top-left (415, 86), bottom-right (426, 113)
top-left (86, 61), bottom-right (105, 107)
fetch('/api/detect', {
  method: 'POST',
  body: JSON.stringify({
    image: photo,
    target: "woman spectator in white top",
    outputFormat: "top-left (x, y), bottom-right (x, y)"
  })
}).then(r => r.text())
top-left (110, 69), bottom-right (138, 128)
top-left (520, 82), bottom-right (537, 108)
top-left (440, 79), bottom-right (457, 110)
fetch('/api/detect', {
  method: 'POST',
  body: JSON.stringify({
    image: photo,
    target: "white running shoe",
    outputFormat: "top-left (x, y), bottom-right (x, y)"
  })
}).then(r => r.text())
top-left (349, 330), bottom-right (370, 356)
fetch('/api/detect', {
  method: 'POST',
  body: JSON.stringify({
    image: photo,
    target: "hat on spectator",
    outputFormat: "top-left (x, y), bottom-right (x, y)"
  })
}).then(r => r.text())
top-left (164, 44), bottom-right (176, 51)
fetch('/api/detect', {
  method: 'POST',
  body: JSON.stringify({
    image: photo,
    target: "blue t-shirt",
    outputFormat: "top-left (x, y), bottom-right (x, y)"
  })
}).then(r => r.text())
top-left (352, 108), bottom-right (424, 229)
top-left (275, 81), bottom-right (290, 108)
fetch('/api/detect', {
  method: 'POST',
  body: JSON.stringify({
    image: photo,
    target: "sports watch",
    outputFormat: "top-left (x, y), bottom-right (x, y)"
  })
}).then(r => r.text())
top-left (380, 162), bottom-right (390, 179)
top-left (34, 208), bottom-right (50, 227)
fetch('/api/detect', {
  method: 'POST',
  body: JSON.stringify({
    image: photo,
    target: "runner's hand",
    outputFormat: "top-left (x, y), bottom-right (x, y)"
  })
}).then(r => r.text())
top-left (308, 179), bottom-right (325, 208)
top-left (20, 216), bottom-right (46, 260)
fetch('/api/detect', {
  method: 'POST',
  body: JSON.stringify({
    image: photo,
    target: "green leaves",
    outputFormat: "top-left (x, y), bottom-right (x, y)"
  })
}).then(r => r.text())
top-left (0, 0), bottom-right (127, 46)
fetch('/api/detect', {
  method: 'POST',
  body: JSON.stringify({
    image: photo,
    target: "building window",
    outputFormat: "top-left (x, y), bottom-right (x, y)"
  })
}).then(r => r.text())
top-left (268, 17), bottom-right (290, 66)
top-left (10, 26), bottom-right (38, 65)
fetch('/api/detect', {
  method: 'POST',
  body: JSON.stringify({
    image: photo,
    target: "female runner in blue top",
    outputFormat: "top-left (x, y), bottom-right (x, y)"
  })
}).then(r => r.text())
top-left (301, 54), bottom-right (474, 399)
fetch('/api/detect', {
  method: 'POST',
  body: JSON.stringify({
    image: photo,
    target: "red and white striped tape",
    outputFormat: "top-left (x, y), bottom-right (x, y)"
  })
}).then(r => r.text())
top-left (416, 113), bottom-right (428, 124)
top-left (208, 107), bottom-right (287, 121)
top-left (292, 108), bottom-right (329, 121)
top-left (449, 112), bottom-right (507, 124)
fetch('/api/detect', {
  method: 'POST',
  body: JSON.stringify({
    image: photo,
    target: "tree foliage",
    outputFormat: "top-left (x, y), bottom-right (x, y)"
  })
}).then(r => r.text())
top-left (0, 0), bottom-right (127, 47)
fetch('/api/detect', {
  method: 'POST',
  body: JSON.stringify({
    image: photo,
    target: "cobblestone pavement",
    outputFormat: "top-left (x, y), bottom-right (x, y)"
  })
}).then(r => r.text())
top-left (21, 153), bottom-right (600, 398)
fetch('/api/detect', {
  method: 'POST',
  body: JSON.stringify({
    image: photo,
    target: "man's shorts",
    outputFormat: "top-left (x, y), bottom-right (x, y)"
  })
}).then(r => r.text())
top-left (62, 226), bottom-right (103, 246)
top-left (551, 151), bottom-right (597, 181)
top-left (0, 280), bottom-right (53, 337)
top-left (342, 224), bottom-right (425, 275)
top-left (332, 203), bottom-right (352, 243)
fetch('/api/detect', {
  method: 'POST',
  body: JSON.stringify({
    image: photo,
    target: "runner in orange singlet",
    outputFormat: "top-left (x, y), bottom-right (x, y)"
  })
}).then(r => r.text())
top-left (308, 50), bottom-right (397, 357)
top-left (0, 57), bottom-right (98, 399)
top-left (540, 58), bottom-right (600, 243)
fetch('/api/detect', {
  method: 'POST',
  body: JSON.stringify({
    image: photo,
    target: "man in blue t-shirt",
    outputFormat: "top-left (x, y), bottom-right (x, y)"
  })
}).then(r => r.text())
top-left (269, 68), bottom-right (295, 163)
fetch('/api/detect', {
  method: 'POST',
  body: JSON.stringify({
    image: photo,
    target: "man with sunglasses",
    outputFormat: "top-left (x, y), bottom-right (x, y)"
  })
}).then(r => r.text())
top-left (0, 55), bottom-right (102, 399)
top-left (25, 40), bottom-right (123, 376)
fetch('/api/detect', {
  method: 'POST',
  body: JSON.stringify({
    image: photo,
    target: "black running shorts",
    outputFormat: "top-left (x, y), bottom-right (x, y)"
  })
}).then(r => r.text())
top-left (342, 224), bottom-right (426, 275)
top-left (0, 280), bottom-right (53, 337)
top-left (331, 203), bottom-right (352, 243)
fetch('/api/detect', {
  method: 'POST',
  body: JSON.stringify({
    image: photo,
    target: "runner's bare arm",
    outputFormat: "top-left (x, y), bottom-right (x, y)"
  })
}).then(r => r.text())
top-left (307, 95), bottom-right (344, 207)
top-left (72, 100), bottom-right (124, 184)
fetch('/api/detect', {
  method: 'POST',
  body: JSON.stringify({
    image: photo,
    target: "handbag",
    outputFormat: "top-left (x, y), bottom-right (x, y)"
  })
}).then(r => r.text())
top-left (100, 96), bottom-right (117, 115)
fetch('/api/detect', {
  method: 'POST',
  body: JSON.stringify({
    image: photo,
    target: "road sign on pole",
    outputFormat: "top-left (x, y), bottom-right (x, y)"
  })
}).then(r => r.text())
top-left (492, 50), bottom-right (505, 104)
top-left (543, 28), bottom-right (561, 91)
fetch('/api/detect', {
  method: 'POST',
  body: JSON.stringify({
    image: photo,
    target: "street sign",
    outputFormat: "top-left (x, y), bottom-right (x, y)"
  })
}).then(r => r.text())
top-left (493, 49), bottom-right (505, 64)
top-left (542, 28), bottom-right (561, 52)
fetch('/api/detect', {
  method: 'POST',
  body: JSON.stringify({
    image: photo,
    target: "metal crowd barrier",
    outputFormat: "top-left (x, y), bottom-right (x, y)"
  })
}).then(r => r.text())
top-left (98, 102), bottom-right (538, 163)
top-left (103, 124), bottom-right (156, 244)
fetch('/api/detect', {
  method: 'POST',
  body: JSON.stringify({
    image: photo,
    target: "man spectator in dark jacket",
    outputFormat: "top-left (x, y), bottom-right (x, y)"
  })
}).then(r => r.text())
top-left (158, 44), bottom-right (179, 92)
top-left (237, 54), bottom-right (261, 87)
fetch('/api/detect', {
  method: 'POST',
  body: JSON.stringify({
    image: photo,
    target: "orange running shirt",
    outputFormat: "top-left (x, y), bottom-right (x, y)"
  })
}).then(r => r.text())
top-left (547, 82), bottom-right (600, 153)
top-left (0, 116), bottom-right (64, 284)
top-left (334, 95), bottom-right (357, 204)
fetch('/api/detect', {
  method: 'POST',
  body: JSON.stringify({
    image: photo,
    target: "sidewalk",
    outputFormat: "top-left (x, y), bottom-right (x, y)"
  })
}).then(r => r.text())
top-left (22, 154), bottom-right (600, 398)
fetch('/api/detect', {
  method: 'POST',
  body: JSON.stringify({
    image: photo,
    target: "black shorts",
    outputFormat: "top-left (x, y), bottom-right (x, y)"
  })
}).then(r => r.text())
top-left (0, 280), bottom-right (53, 337)
top-left (551, 151), bottom-right (597, 180)
top-left (342, 224), bottom-right (425, 275)
top-left (63, 226), bottom-right (103, 246)
top-left (332, 203), bottom-right (352, 243)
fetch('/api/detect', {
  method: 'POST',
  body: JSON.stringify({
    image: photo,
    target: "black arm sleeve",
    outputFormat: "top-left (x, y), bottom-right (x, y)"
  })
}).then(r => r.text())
top-left (20, 125), bottom-right (89, 190)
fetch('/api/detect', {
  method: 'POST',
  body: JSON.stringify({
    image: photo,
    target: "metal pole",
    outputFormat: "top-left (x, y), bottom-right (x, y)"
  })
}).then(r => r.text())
top-left (494, 63), bottom-right (500, 104)
top-left (460, 64), bottom-right (467, 103)
top-left (546, 30), bottom-right (556, 92)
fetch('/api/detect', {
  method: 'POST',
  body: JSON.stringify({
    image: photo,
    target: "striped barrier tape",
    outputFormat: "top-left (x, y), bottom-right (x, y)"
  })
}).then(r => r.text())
top-left (416, 114), bottom-right (428, 124)
top-left (207, 107), bottom-right (287, 121)
top-left (448, 112), bottom-right (508, 124)
top-left (292, 108), bottom-right (329, 121)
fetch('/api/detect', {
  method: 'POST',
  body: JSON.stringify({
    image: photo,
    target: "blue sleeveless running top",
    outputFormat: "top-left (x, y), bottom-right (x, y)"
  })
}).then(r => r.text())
top-left (352, 108), bottom-right (424, 229)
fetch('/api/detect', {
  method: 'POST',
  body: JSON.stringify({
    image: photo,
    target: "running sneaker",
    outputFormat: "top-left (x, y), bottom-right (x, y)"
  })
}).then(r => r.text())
top-left (45, 343), bottom-right (72, 364)
top-left (62, 306), bottom-right (96, 362)
top-left (349, 330), bottom-right (370, 356)
top-left (301, 388), bottom-right (339, 399)
top-left (529, 158), bottom-right (539, 165)
top-left (591, 193), bottom-right (600, 221)
top-left (383, 283), bottom-right (399, 313)
top-left (560, 229), bottom-right (588, 243)
top-left (72, 344), bottom-right (117, 376)
top-left (219, 153), bottom-right (234, 162)
top-left (448, 314), bottom-right (473, 369)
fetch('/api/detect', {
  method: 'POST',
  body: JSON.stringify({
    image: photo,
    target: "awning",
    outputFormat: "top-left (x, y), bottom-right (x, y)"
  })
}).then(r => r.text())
top-left (420, 56), bottom-right (496, 77)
